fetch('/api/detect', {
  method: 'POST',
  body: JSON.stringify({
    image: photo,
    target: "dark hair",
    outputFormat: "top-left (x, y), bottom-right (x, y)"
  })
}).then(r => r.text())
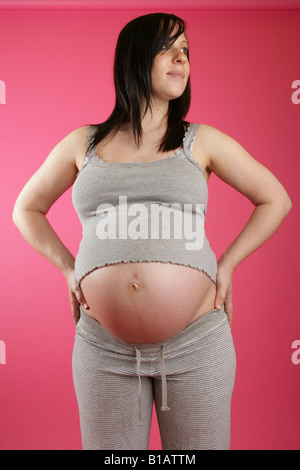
top-left (86, 12), bottom-right (191, 155)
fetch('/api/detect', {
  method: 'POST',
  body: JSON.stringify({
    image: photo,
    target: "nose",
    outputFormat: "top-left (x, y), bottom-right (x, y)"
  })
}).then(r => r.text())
top-left (173, 48), bottom-right (188, 64)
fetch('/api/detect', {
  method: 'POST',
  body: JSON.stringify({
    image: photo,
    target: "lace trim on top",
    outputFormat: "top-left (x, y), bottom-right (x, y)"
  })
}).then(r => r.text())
top-left (76, 260), bottom-right (216, 290)
top-left (79, 123), bottom-right (199, 171)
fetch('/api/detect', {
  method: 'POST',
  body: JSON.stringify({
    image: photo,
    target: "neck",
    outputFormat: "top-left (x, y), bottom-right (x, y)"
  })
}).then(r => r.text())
top-left (141, 97), bottom-right (169, 134)
top-left (118, 98), bottom-right (169, 146)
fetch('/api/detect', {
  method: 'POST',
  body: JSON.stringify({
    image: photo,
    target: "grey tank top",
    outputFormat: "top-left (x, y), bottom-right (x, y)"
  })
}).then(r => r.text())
top-left (72, 123), bottom-right (218, 288)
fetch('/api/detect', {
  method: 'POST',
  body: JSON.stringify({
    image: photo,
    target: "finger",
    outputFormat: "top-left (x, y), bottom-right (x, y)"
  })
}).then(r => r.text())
top-left (225, 303), bottom-right (233, 329)
top-left (214, 287), bottom-right (226, 310)
top-left (70, 294), bottom-right (80, 325)
top-left (215, 290), bottom-right (233, 328)
top-left (75, 286), bottom-right (90, 310)
top-left (72, 304), bottom-right (80, 326)
top-left (223, 291), bottom-right (233, 328)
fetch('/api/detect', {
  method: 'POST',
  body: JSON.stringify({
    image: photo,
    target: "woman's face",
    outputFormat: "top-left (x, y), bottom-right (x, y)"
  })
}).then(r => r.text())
top-left (151, 31), bottom-right (190, 104)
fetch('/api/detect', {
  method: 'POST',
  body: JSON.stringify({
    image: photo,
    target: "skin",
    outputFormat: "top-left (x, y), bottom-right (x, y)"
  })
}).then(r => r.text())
top-left (12, 30), bottom-right (292, 328)
top-left (151, 33), bottom-right (190, 106)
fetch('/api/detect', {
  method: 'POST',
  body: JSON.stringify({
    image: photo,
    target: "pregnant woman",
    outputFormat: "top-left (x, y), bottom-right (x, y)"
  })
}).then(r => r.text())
top-left (13, 13), bottom-right (292, 450)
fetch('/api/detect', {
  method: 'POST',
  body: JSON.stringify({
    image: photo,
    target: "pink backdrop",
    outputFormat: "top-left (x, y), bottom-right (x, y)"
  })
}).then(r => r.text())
top-left (0, 0), bottom-right (299, 450)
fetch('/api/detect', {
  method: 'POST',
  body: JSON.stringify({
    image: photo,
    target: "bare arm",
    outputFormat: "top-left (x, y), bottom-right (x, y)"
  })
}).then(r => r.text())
top-left (200, 124), bottom-right (292, 270)
top-left (195, 124), bottom-right (292, 325)
top-left (12, 125), bottom-right (90, 323)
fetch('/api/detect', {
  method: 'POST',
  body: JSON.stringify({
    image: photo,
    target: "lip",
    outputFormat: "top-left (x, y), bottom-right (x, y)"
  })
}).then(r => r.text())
top-left (167, 71), bottom-right (185, 79)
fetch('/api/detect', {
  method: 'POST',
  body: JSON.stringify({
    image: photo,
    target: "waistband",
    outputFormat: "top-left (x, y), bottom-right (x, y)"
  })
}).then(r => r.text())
top-left (77, 305), bottom-right (228, 353)
top-left (76, 305), bottom-right (228, 425)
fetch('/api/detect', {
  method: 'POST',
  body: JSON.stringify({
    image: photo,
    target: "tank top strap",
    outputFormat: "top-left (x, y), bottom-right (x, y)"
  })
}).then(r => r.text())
top-left (183, 123), bottom-right (199, 153)
top-left (182, 123), bottom-right (200, 166)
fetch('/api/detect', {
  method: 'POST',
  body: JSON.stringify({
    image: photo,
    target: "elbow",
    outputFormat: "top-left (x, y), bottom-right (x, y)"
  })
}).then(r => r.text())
top-left (273, 186), bottom-right (293, 216)
top-left (257, 194), bottom-right (293, 218)
top-left (283, 194), bottom-right (292, 214)
top-left (286, 198), bottom-right (292, 213)
top-left (12, 204), bottom-right (20, 228)
top-left (279, 195), bottom-right (292, 218)
top-left (12, 201), bottom-right (25, 228)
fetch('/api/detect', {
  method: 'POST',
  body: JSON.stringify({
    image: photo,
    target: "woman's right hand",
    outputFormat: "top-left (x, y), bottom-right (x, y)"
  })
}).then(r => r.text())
top-left (63, 267), bottom-right (90, 326)
top-left (12, 126), bottom-right (93, 326)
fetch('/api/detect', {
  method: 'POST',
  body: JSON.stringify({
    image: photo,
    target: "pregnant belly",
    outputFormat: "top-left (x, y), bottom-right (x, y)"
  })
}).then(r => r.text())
top-left (80, 262), bottom-right (217, 343)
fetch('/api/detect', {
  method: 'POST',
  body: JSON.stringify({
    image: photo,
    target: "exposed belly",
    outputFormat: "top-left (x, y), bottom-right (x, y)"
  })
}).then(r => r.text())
top-left (80, 262), bottom-right (217, 343)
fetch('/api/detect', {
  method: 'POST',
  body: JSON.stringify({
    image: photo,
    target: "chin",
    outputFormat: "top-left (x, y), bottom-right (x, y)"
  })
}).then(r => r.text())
top-left (168, 91), bottom-right (186, 100)
top-left (152, 87), bottom-right (186, 103)
top-left (170, 85), bottom-right (188, 99)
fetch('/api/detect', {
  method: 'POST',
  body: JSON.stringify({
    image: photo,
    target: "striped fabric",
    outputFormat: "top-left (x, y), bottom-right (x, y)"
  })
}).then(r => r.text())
top-left (72, 306), bottom-right (236, 450)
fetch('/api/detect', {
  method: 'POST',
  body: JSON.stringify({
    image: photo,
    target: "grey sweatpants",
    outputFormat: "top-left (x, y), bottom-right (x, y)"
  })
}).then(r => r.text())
top-left (72, 306), bottom-right (236, 450)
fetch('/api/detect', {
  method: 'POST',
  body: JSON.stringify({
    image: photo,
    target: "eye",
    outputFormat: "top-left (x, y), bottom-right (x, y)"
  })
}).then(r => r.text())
top-left (181, 47), bottom-right (189, 55)
top-left (161, 44), bottom-right (189, 56)
top-left (161, 43), bottom-right (170, 52)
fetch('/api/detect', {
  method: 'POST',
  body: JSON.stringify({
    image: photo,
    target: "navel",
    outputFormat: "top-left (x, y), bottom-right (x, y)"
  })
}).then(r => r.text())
top-left (129, 281), bottom-right (140, 292)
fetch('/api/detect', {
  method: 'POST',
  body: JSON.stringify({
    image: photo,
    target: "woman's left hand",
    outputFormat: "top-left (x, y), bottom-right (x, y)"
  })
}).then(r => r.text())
top-left (214, 261), bottom-right (234, 328)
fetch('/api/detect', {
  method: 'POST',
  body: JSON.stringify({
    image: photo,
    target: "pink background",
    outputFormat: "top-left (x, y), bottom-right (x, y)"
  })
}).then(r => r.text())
top-left (0, 0), bottom-right (299, 450)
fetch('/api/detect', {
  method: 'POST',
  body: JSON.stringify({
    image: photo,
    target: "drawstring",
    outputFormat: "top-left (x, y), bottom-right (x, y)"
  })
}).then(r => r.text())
top-left (160, 345), bottom-right (171, 412)
top-left (135, 345), bottom-right (171, 426)
top-left (135, 347), bottom-right (143, 426)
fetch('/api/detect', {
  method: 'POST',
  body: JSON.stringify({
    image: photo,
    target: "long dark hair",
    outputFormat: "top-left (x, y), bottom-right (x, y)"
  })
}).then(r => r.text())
top-left (86, 12), bottom-right (191, 155)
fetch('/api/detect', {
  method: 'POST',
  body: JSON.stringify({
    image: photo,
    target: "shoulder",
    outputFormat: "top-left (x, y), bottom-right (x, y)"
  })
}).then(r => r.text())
top-left (64, 125), bottom-right (91, 170)
top-left (67, 125), bottom-right (90, 149)
top-left (41, 125), bottom-right (91, 174)
top-left (191, 123), bottom-right (291, 208)
top-left (192, 123), bottom-right (228, 150)
top-left (192, 123), bottom-right (233, 173)
top-left (188, 123), bottom-right (220, 177)
top-left (55, 125), bottom-right (90, 158)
